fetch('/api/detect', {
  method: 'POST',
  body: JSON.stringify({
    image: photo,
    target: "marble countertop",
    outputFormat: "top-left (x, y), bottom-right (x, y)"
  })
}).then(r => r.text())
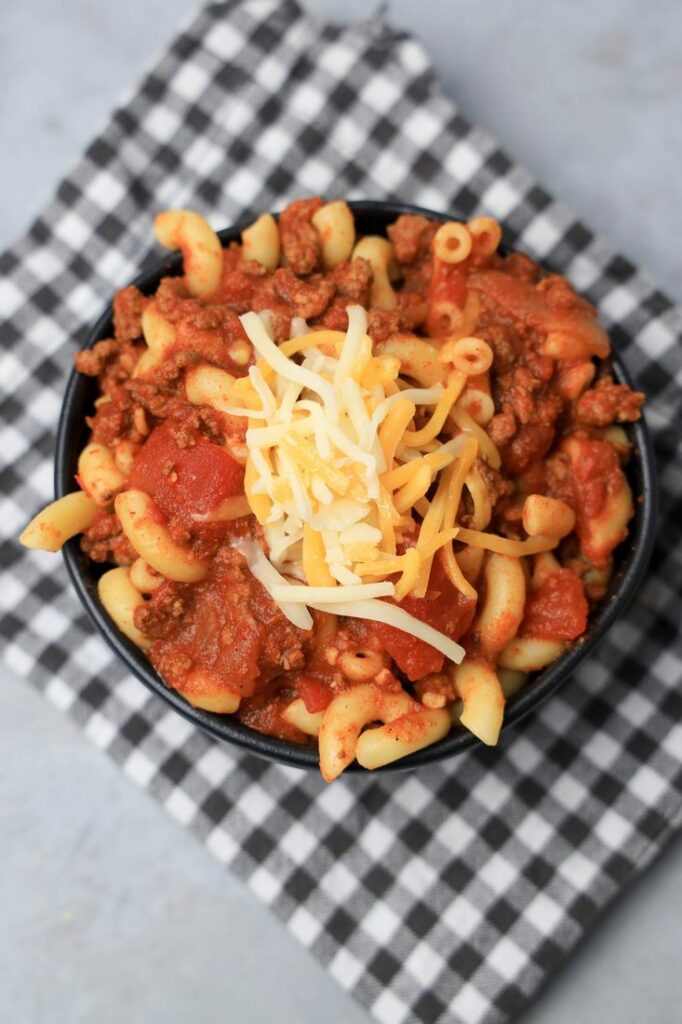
top-left (2, 2), bottom-right (681, 1022)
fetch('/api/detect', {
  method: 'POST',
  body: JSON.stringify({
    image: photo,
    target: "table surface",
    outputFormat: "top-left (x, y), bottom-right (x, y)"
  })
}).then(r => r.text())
top-left (2, 2), bottom-right (681, 1022)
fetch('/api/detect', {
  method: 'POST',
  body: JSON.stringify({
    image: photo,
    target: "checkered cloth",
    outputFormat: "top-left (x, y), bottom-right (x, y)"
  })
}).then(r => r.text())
top-left (1, 2), bottom-right (681, 1021)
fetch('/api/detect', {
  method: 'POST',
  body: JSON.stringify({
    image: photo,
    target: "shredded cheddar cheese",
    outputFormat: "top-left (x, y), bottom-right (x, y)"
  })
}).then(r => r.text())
top-left (228, 305), bottom-right (505, 662)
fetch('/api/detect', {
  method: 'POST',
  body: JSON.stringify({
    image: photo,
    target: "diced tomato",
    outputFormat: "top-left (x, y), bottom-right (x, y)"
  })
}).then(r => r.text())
top-left (129, 421), bottom-right (244, 524)
top-left (366, 554), bottom-right (476, 681)
top-left (570, 438), bottom-right (621, 521)
top-left (521, 568), bottom-right (589, 641)
top-left (295, 674), bottom-right (334, 713)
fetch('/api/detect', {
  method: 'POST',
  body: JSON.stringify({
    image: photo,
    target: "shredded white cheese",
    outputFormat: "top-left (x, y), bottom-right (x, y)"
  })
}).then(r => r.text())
top-left (230, 305), bottom-right (475, 664)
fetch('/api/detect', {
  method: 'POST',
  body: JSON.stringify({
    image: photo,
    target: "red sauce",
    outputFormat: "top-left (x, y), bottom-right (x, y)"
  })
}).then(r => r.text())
top-left (366, 556), bottom-right (476, 680)
top-left (295, 674), bottom-right (334, 713)
top-left (236, 677), bottom-right (306, 744)
top-left (426, 260), bottom-right (468, 336)
top-left (148, 549), bottom-right (305, 698)
top-left (521, 569), bottom-right (589, 641)
top-left (129, 421), bottom-right (244, 526)
top-left (570, 438), bottom-right (621, 521)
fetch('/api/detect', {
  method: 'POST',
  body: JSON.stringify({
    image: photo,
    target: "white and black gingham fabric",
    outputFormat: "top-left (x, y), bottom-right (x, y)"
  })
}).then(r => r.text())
top-left (1, 2), bottom-right (681, 1021)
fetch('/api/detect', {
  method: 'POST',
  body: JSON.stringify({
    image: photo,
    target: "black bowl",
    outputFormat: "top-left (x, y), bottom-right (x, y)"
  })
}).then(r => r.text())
top-left (55, 201), bottom-right (657, 772)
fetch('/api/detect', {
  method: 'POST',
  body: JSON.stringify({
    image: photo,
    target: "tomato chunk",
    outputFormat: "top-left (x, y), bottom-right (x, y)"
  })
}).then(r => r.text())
top-left (129, 421), bottom-right (244, 524)
top-left (570, 438), bottom-right (621, 521)
top-left (521, 569), bottom-right (588, 641)
top-left (366, 555), bottom-right (476, 681)
top-left (295, 675), bottom-right (333, 713)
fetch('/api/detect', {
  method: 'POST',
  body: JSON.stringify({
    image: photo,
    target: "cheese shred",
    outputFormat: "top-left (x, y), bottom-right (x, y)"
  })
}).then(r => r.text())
top-left (232, 304), bottom-right (505, 666)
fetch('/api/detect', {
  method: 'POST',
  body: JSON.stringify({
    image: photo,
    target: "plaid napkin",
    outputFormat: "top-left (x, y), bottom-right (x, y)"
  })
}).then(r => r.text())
top-left (2, 2), bottom-right (681, 1021)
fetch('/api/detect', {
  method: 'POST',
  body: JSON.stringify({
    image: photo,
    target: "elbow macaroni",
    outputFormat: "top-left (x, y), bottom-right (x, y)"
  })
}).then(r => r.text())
top-left (98, 567), bottom-right (150, 649)
top-left (453, 660), bottom-right (505, 746)
top-left (355, 707), bottom-right (451, 770)
top-left (78, 442), bottom-right (126, 506)
top-left (312, 200), bottom-right (356, 269)
top-left (282, 698), bottom-right (325, 737)
top-left (129, 557), bottom-right (164, 594)
top-left (351, 236), bottom-right (397, 310)
top-left (522, 495), bottom-right (576, 540)
top-left (133, 303), bottom-right (176, 378)
top-left (477, 553), bottom-right (526, 656)
top-left (115, 489), bottom-right (210, 583)
top-left (174, 670), bottom-right (241, 713)
top-left (241, 213), bottom-right (280, 270)
top-left (433, 222), bottom-right (472, 264)
top-left (154, 209), bottom-right (223, 297)
top-left (318, 685), bottom-right (446, 781)
top-left (19, 201), bottom-right (643, 779)
top-left (20, 491), bottom-right (100, 552)
top-left (376, 334), bottom-right (449, 387)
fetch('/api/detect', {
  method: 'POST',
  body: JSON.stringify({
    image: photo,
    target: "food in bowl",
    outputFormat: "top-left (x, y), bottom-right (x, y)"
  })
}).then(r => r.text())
top-left (21, 199), bottom-right (645, 780)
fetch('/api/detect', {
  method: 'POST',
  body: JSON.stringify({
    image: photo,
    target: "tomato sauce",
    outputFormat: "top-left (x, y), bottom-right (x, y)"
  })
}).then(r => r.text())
top-left (367, 556), bottom-right (476, 680)
top-left (570, 438), bottom-right (621, 521)
top-left (129, 421), bottom-right (244, 526)
top-left (521, 569), bottom-right (588, 641)
top-left (295, 674), bottom-right (334, 712)
top-left (148, 548), bottom-right (306, 699)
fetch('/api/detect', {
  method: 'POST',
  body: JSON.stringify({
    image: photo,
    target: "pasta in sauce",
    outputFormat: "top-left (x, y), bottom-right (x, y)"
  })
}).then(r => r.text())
top-left (20, 200), bottom-right (645, 780)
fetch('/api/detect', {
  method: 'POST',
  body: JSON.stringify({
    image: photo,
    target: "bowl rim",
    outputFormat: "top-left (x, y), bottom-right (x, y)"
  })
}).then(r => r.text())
top-left (55, 199), bottom-right (658, 773)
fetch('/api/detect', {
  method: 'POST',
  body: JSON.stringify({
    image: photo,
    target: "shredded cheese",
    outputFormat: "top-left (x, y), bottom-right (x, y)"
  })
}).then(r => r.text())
top-left (310, 600), bottom-right (465, 665)
top-left (230, 304), bottom-right (506, 665)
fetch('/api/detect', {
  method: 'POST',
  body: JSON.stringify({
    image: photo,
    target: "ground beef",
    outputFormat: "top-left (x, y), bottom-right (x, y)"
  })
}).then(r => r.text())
top-left (75, 336), bottom-right (141, 392)
top-left (367, 309), bottom-right (403, 342)
top-left (74, 339), bottom-right (118, 377)
top-left (149, 349), bottom-right (196, 388)
top-left (473, 456), bottom-right (514, 510)
top-left (113, 286), bottom-right (147, 342)
top-left (154, 276), bottom-right (195, 323)
top-left (395, 290), bottom-right (430, 329)
top-left (573, 375), bottom-right (644, 427)
top-left (81, 511), bottom-right (136, 565)
top-left (124, 379), bottom-right (178, 423)
top-left (318, 303), bottom-right (405, 339)
top-left (412, 671), bottom-right (458, 705)
top-left (278, 197), bottom-right (323, 275)
top-left (331, 258), bottom-right (372, 302)
top-left (492, 360), bottom-right (563, 475)
top-left (387, 214), bottom-right (438, 263)
top-left (88, 388), bottom-right (135, 446)
top-left (273, 267), bottom-right (335, 319)
top-left (172, 303), bottom-right (251, 370)
top-left (488, 407), bottom-right (517, 446)
top-left (476, 322), bottom-right (520, 371)
top-left (240, 258), bottom-right (269, 278)
top-left (135, 580), bottom-right (188, 641)
top-left (496, 366), bottom-right (543, 425)
top-left (144, 548), bottom-right (307, 698)
top-left (503, 417), bottom-right (557, 476)
top-left (545, 451), bottom-right (574, 508)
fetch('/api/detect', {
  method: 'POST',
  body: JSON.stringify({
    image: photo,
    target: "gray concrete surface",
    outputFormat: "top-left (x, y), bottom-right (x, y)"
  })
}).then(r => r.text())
top-left (2, 2), bottom-right (681, 1022)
